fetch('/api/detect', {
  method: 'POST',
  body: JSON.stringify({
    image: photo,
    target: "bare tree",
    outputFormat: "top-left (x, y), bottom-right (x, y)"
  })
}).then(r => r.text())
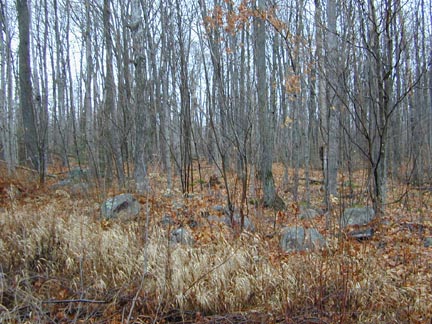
top-left (0, 1), bottom-right (17, 173)
top-left (17, 0), bottom-right (41, 177)
top-left (131, 0), bottom-right (149, 193)
top-left (102, 0), bottom-right (124, 187)
top-left (254, 0), bottom-right (285, 210)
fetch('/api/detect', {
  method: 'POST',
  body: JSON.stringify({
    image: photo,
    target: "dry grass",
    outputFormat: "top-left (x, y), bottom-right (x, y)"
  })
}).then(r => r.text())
top-left (0, 167), bottom-right (431, 323)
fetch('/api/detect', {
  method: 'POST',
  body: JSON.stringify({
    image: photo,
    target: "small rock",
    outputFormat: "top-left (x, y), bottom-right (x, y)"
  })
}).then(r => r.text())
top-left (299, 208), bottom-right (320, 220)
top-left (280, 226), bottom-right (325, 252)
top-left (401, 222), bottom-right (425, 234)
top-left (49, 179), bottom-right (72, 190)
top-left (172, 201), bottom-right (185, 210)
top-left (170, 228), bottom-right (194, 245)
top-left (101, 193), bottom-right (141, 221)
top-left (424, 237), bottom-right (432, 248)
top-left (341, 207), bottom-right (375, 228)
top-left (348, 228), bottom-right (374, 241)
top-left (187, 219), bottom-right (199, 228)
top-left (160, 214), bottom-right (176, 227)
top-left (163, 190), bottom-right (174, 198)
top-left (212, 205), bottom-right (225, 213)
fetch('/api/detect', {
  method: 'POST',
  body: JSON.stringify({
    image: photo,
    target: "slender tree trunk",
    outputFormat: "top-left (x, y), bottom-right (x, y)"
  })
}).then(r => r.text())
top-left (175, 0), bottom-right (193, 193)
top-left (103, 0), bottom-right (124, 187)
top-left (132, 0), bottom-right (149, 193)
top-left (160, 2), bottom-right (172, 190)
top-left (325, 0), bottom-right (339, 206)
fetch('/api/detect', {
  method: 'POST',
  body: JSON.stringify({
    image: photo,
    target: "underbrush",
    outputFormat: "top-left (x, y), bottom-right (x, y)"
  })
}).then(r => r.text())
top-left (0, 173), bottom-right (431, 323)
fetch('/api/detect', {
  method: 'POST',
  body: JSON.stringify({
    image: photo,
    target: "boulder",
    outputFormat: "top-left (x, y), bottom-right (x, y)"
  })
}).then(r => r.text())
top-left (170, 228), bottom-right (194, 245)
top-left (212, 205), bottom-right (225, 213)
top-left (50, 179), bottom-right (72, 190)
top-left (50, 168), bottom-right (91, 194)
top-left (280, 226), bottom-right (325, 252)
top-left (299, 208), bottom-right (320, 220)
top-left (341, 207), bottom-right (375, 228)
top-left (348, 228), bottom-right (374, 241)
top-left (424, 237), bottom-right (432, 248)
top-left (101, 193), bottom-right (141, 221)
top-left (50, 179), bottom-right (89, 197)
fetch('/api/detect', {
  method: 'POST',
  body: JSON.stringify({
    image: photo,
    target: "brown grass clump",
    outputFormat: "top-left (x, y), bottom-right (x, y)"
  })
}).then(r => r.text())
top-left (0, 168), bottom-right (431, 323)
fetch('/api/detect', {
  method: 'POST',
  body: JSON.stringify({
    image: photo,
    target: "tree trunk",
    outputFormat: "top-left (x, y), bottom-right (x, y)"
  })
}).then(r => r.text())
top-left (132, 0), bottom-right (149, 193)
top-left (325, 0), bottom-right (339, 206)
top-left (254, 0), bottom-right (284, 210)
top-left (103, 0), bottom-right (124, 187)
top-left (17, 0), bottom-right (40, 174)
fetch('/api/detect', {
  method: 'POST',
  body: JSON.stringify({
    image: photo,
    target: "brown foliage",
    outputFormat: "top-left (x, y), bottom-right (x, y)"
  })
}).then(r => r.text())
top-left (0, 164), bottom-right (431, 323)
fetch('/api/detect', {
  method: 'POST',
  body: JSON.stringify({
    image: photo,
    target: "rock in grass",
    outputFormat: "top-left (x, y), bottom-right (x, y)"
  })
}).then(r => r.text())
top-left (50, 168), bottom-right (91, 195)
top-left (341, 207), bottom-right (375, 228)
top-left (170, 227), bottom-right (194, 245)
top-left (348, 228), bottom-right (374, 241)
top-left (101, 193), bottom-right (141, 221)
top-left (160, 214), bottom-right (176, 227)
top-left (280, 226), bottom-right (325, 252)
top-left (212, 205), bottom-right (225, 213)
top-left (299, 208), bottom-right (320, 220)
top-left (424, 237), bottom-right (432, 248)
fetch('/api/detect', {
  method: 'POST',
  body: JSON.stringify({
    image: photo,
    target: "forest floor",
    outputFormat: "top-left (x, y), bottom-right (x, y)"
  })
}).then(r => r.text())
top-left (0, 161), bottom-right (431, 323)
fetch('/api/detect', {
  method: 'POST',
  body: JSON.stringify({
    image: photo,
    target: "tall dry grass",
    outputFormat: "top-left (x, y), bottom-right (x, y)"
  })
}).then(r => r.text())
top-left (0, 188), bottom-right (431, 323)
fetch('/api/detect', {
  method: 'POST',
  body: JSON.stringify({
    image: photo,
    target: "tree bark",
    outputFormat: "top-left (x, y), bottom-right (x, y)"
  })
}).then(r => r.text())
top-left (103, 0), bottom-right (124, 187)
top-left (17, 0), bottom-right (39, 173)
top-left (132, 0), bottom-right (149, 193)
top-left (254, 0), bottom-right (284, 210)
top-left (325, 0), bottom-right (339, 205)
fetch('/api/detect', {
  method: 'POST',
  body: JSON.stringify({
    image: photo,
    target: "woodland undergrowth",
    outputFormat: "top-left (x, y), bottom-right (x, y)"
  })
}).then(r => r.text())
top-left (0, 163), bottom-right (431, 323)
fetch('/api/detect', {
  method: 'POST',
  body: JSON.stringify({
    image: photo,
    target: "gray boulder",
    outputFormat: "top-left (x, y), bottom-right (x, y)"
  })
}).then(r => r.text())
top-left (424, 237), bottom-right (432, 248)
top-left (101, 193), bottom-right (141, 220)
top-left (280, 226), bottom-right (325, 252)
top-left (50, 179), bottom-right (72, 189)
top-left (50, 168), bottom-right (91, 194)
top-left (348, 228), bottom-right (374, 241)
top-left (299, 208), bottom-right (320, 220)
top-left (341, 207), bottom-right (375, 227)
top-left (50, 179), bottom-right (89, 196)
top-left (170, 228), bottom-right (194, 245)
top-left (212, 205), bottom-right (225, 213)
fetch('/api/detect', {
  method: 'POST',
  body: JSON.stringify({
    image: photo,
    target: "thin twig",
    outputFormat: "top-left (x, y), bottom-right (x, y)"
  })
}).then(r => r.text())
top-left (42, 299), bottom-right (108, 304)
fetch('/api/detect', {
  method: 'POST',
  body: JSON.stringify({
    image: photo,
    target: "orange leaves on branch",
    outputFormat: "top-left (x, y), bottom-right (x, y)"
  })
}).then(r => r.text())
top-left (214, 5), bottom-right (224, 26)
top-left (204, 0), bottom-right (253, 35)
top-left (203, 0), bottom-right (292, 58)
top-left (225, 10), bottom-right (237, 33)
top-left (284, 74), bottom-right (301, 94)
